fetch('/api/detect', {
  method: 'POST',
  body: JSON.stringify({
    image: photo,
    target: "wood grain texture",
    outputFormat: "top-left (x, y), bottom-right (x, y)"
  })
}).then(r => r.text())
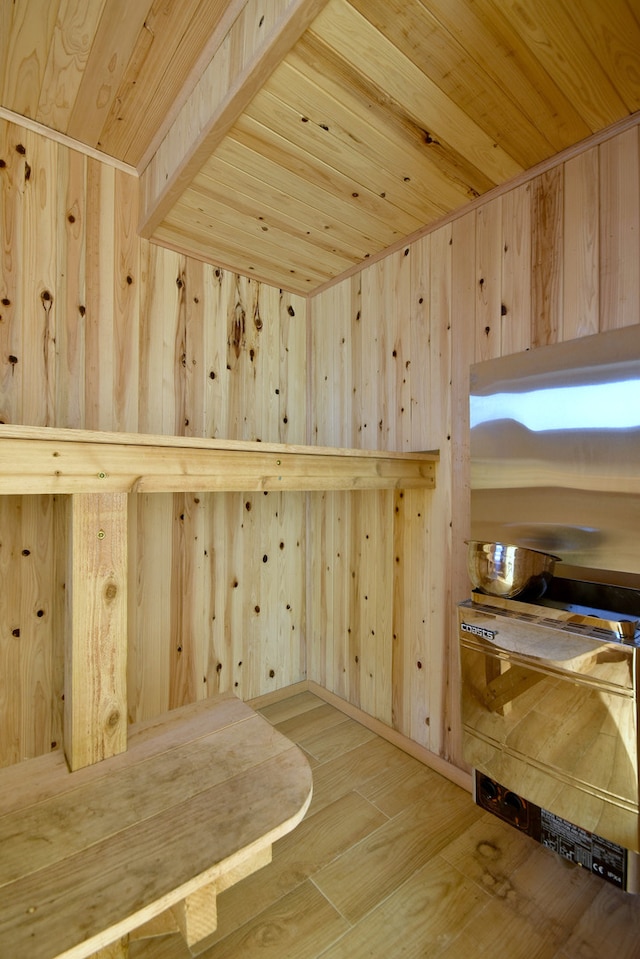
top-left (0, 695), bottom-right (312, 959)
top-left (0, 114), bottom-right (639, 774)
top-left (139, 0), bottom-right (329, 236)
top-left (306, 117), bottom-right (640, 771)
top-left (65, 492), bottom-right (128, 770)
top-left (126, 691), bottom-right (640, 959)
top-left (3, 0), bottom-right (640, 293)
top-left (0, 116), bottom-right (312, 759)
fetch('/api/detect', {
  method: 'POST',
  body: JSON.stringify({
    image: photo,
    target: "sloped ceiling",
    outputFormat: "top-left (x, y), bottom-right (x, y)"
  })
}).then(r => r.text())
top-left (2, 0), bottom-right (640, 293)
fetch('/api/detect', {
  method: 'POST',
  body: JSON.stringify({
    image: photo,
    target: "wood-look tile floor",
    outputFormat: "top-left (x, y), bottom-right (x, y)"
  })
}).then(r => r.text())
top-left (130, 691), bottom-right (640, 959)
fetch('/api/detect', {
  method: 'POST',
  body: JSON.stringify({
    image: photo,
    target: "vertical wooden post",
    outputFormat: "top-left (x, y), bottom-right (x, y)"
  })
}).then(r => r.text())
top-left (65, 492), bottom-right (128, 771)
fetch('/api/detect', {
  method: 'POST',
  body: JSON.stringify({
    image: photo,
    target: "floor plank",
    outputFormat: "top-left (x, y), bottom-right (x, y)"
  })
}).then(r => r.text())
top-left (312, 787), bottom-right (483, 923)
top-left (128, 691), bottom-right (640, 959)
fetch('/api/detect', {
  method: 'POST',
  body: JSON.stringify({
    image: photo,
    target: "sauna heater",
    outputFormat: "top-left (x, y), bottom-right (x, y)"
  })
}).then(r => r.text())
top-left (460, 326), bottom-right (640, 892)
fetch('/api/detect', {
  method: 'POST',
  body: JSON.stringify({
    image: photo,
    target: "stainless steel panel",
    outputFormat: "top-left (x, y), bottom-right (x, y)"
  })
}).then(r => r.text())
top-left (469, 326), bottom-right (640, 583)
top-left (459, 603), bottom-right (640, 851)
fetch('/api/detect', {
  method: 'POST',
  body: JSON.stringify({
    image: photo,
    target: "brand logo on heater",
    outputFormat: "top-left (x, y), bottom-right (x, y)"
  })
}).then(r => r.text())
top-left (461, 622), bottom-right (497, 640)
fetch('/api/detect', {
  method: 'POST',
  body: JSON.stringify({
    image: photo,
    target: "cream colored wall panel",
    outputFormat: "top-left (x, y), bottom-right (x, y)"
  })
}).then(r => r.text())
top-left (305, 490), bottom-right (331, 688)
top-left (274, 491), bottom-right (307, 688)
top-left (278, 289), bottom-right (307, 442)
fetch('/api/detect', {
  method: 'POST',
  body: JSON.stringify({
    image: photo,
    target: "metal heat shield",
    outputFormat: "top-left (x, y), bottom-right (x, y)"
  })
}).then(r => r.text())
top-left (469, 326), bottom-right (640, 587)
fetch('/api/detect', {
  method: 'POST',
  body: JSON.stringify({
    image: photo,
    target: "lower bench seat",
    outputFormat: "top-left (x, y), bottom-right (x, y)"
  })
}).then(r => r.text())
top-left (0, 693), bottom-right (313, 959)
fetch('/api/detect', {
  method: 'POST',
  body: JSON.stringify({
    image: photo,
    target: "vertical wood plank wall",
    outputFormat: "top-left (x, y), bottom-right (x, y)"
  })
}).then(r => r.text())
top-left (0, 118), bottom-right (307, 766)
top-left (308, 119), bottom-right (640, 768)
top-left (1, 114), bottom-right (638, 773)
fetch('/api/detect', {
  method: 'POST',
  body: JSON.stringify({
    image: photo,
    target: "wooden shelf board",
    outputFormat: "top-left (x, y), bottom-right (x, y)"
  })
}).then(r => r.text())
top-left (0, 425), bottom-right (438, 494)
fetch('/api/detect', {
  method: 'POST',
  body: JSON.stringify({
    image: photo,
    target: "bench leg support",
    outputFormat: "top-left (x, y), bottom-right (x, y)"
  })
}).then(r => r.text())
top-left (90, 936), bottom-right (128, 959)
top-left (171, 845), bottom-right (273, 948)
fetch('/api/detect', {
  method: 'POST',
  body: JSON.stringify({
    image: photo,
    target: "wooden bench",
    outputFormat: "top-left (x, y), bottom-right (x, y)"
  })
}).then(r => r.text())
top-left (0, 693), bottom-right (313, 959)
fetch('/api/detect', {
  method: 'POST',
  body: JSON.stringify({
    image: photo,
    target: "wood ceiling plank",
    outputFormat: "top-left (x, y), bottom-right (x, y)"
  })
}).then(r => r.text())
top-left (36, 0), bottom-right (108, 134)
top-left (245, 83), bottom-right (451, 225)
top-left (287, 33), bottom-right (499, 201)
top-left (309, 0), bottom-right (523, 188)
top-left (416, 0), bottom-right (594, 155)
top-left (139, 0), bottom-right (331, 239)
top-left (494, 0), bottom-right (629, 132)
top-left (566, 0), bottom-right (640, 112)
top-left (153, 222), bottom-right (331, 296)
top-left (212, 135), bottom-right (411, 249)
top-left (96, 0), bottom-right (231, 165)
top-left (191, 163), bottom-right (373, 262)
top-left (153, 218), bottom-right (333, 293)
top-left (1, 0), bottom-right (61, 119)
top-left (135, 0), bottom-right (249, 173)
top-left (349, 0), bottom-right (558, 172)
top-left (66, 0), bottom-right (151, 147)
top-left (156, 207), bottom-right (347, 292)
top-left (261, 57), bottom-right (478, 215)
top-left (167, 186), bottom-right (357, 277)
top-left (230, 112), bottom-right (426, 238)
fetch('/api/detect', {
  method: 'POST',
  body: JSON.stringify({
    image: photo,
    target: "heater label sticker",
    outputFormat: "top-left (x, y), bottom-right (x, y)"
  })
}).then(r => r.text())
top-left (461, 622), bottom-right (498, 641)
top-left (540, 810), bottom-right (626, 890)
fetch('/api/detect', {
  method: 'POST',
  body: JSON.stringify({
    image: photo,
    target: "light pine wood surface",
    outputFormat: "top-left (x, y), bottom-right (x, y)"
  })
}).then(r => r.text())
top-left (128, 691), bottom-right (640, 959)
top-left (1, 113), bottom-right (639, 779)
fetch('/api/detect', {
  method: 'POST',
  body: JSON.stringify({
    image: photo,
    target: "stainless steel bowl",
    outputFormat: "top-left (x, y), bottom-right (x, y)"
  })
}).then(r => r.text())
top-left (466, 540), bottom-right (560, 599)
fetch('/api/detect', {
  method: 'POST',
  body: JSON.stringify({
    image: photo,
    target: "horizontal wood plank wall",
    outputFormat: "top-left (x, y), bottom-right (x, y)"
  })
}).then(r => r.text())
top-left (308, 118), bottom-right (640, 770)
top-left (0, 118), bottom-right (307, 765)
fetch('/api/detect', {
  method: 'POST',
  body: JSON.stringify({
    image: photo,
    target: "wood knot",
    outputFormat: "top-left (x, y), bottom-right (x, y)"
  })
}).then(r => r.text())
top-left (104, 582), bottom-right (118, 601)
top-left (107, 710), bottom-right (120, 728)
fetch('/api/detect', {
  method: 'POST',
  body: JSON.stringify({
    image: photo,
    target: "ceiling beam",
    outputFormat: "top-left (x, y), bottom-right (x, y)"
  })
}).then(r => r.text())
top-left (138, 0), bottom-right (330, 240)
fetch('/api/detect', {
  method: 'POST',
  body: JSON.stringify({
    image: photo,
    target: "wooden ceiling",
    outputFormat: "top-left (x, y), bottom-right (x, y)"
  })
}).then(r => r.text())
top-left (2, 0), bottom-right (640, 294)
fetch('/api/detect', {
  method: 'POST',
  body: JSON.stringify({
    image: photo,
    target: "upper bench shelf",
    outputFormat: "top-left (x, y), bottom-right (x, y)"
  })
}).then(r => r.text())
top-left (0, 425), bottom-right (438, 495)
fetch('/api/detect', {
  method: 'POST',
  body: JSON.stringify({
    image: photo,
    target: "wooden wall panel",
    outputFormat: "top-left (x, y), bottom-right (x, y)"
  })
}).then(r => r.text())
top-left (2, 112), bottom-right (639, 773)
top-left (307, 116), bottom-right (640, 771)
top-left (0, 118), bottom-right (308, 762)
top-left (599, 126), bottom-right (640, 330)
